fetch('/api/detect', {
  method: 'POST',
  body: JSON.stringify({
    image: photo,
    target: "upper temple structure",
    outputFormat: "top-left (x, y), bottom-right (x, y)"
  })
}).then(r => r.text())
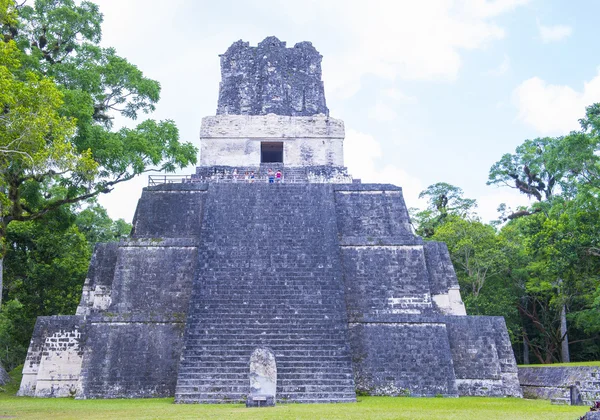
top-left (216, 37), bottom-right (328, 116)
top-left (18, 37), bottom-right (522, 404)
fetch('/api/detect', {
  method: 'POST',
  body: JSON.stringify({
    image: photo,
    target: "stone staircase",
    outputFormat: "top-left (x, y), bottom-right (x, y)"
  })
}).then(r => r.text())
top-left (175, 183), bottom-right (356, 403)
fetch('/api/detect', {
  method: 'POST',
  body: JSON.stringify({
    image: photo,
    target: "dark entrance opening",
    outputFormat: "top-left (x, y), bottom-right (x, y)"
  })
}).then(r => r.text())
top-left (261, 142), bottom-right (283, 163)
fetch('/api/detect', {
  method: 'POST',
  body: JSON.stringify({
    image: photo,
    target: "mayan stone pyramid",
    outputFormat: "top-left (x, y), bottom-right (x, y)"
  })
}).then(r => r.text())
top-left (18, 37), bottom-right (522, 403)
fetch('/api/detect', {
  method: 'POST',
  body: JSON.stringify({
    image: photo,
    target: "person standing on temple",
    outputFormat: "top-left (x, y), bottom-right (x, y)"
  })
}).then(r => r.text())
top-left (268, 168), bottom-right (275, 184)
top-left (276, 170), bottom-right (282, 183)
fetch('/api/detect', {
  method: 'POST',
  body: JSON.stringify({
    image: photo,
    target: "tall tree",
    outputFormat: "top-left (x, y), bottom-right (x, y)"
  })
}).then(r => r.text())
top-left (431, 217), bottom-right (509, 298)
top-left (0, 0), bottom-right (197, 307)
top-left (488, 106), bottom-right (600, 363)
top-left (412, 182), bottom-right (477, 237)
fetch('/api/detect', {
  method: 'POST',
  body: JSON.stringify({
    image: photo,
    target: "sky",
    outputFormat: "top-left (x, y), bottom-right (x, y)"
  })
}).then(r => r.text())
top-left (90, 0), bottom-right (600, 223)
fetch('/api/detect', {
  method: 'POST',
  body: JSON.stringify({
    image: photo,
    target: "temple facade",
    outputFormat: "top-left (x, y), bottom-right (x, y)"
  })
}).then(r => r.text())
top-left (18, 37), bottom-right (522, 403)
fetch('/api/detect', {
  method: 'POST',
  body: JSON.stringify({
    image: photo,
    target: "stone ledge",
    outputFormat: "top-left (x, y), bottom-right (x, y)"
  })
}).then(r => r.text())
top-left (334, 183), bottom-right (402, 192)
top-left (119, 238), bottom-right (198, 247)
top-left (87, 314), bottom-right (186, 324)
top-left (145, 183), bottom-right (208, 192)
top-left (200, 114), bottom-right (344, 139)
top-left (339, 237), bottom-right (423, 246)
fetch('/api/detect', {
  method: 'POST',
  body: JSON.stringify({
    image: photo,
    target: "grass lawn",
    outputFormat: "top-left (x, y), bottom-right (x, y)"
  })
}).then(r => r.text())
top-left (519, 361), bottom-right (600, 368)
top-left (0, 368), bottom-right (591, 420)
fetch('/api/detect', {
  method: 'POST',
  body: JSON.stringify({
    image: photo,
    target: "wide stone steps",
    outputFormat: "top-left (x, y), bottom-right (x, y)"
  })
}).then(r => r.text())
top-left (176, 394), bottom-right (356, 404)
top-left (175, 184), bottom-right (356, 403)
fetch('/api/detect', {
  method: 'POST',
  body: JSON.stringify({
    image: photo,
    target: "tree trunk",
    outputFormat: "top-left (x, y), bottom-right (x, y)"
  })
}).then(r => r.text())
top-left (561, 303), bottom-right (570, 363)
top-left (0, 361), bottom-right (9, 385)
top-left (523, 335), bottom-right (530, 365)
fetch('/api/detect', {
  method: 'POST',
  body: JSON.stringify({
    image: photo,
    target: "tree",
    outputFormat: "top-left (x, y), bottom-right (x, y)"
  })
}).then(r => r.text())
top-left (431, 217), bottom-right (509, 298)
top-left (1, 208), bottom-right (89, 370)
top-left (0, 0), bottom-right (197, 307)
top-left (75, 202), bottom-right (131, 252)
top-left (411, 182), bottom-right (477, 237)
top-left (0, 200), bottom-right (130, 370)
top-left (488, 107), bottom-right (600, 363)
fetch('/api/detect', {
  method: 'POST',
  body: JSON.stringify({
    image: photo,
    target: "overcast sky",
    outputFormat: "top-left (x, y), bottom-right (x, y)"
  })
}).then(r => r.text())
top-left (91, 0), bottom-right (597, 223)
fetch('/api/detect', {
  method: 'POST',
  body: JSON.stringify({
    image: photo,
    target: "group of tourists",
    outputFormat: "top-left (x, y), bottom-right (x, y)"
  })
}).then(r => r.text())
top-left (226, 169), bottom-right (283, 183)
top-left (266, 168), bottom-right (283, 183)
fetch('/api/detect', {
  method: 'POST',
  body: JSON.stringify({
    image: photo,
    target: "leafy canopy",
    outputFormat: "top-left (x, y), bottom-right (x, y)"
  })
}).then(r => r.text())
top-left (0, 0), bottom-right (197, 239)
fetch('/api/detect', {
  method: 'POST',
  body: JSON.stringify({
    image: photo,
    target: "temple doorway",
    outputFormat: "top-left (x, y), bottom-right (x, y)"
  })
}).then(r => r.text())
top-left (261, 142), bottom-right (283, 163)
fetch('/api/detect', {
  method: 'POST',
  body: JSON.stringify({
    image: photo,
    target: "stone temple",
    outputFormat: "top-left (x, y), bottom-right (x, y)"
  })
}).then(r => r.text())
top-left (18, 37), bottom-right (522, 403)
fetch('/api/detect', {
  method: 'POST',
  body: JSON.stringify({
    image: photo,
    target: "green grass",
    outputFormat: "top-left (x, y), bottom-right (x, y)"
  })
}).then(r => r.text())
top-left (0, 367), bottom-right (590, 420)
top-left (519, 361), bottom-right (600, 368)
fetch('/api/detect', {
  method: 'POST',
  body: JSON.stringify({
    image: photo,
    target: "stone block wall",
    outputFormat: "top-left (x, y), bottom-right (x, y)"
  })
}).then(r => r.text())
top-left (19, 181), bottom-right (522, 401)
top-left (519, 366), bottom-right (600, 404)
top-left (77, 316), bottom-right (185, 398)
top-left (341, 246), bottom-right (434, 317)
top-left (445, 316), bottom-right (522, 397)
top-left (348, 320), bottom-right (458, 396)
top-left (199, 115), bottom-right (344, 168)
top-left (131, 183), bottom-right (207, 238)
top-left (334, 185), bottom-right (415, 245)
top-left (18, 315), bottom-right (84, 397)
top-left (76, 242), bottom-right (118, 316)
top-left (107, 238), bottom-right (197, 315)
top-left (76, 186), bottom-right (201, 399)
top-left (335, 184), bottom-right (457, 396)
top-left (423, 242), bottom-right (466, 315)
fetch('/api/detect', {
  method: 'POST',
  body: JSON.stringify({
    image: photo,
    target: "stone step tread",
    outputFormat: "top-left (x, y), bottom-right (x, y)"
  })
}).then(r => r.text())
top-left (175, 397), bottom-right (357, 403)
top-left (178, 363), bottom-right (354, 369)
top-left (176, 375), bottom-right (353, 381)
top-left (176, 382), bottom-right (355, 389)
top-left (180, 351), bottom-right (351, 356)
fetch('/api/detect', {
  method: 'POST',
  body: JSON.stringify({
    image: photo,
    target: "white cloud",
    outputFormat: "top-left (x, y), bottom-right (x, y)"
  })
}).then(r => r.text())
top-left (513, 69), bottom-right (600, 134)
top-left (537, 20), bottom-right (572, 43)
top-left (344, 128), bottom-right (423, 206)
top-left (368, 102), bottom-right (398, 122)
top-left (85, 0), bottom-right (529, 221)
top-left (268, 0), bottom-right (529, 98)
top-left (384, 88), bottom-right (417, 104)
top-left (489, 54), bottom-right (511, 76)
top-left (477, 189), bottom-right (532, 223)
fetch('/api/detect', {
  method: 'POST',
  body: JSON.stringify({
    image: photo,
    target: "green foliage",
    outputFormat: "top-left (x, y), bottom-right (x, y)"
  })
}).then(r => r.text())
top-left (488, 137), bottom-right (558, 202)
top-left (428, 216), bottom-right (522, 340)
top-left (0, 0), bottom-right (197, 255)
top-left (75, 203), bottom-right (131, 252)
top-left (486, 104), bottom-right (600, 364)
top-left (412, 182), bottom-right (477, 237)
top-left (431, 217), bottom-right (504, 296)
top-left (0, 300), bottom-right (28, 371)
top-left (0, 201), bottom-right (128, 370)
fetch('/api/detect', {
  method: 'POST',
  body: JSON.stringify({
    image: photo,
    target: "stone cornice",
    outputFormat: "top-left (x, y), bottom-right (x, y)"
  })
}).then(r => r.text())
top-left (200, 114), bottom-right (345, 139)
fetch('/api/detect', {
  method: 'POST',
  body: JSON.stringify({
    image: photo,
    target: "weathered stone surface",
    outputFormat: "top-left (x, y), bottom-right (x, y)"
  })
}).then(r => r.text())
top-left (519, 366), bottom-right (600, 404)
top-left (247, 347), bottom-right (277, 407)
top-left (445, 316), bottom-right (522, 397)
top-left (217, 37), bottom-right (328, 116)
top-left (199, 115), bottom-right (344, 168)
top-left (18, 316), bottom-right (84, 397)
top-left (424, 242), bottom-right (466, 316)
top-left (131, 186), bottom-right (207, 238)
top-left (19, 37), bottom-right (522, 403)
top-left (586, 410), bottom-right (600, 420)
top-left (77, 320), bottom-right (184, 399)
top-left (175, 183), bottom-right (357, 404)
top-left (349, 321), bottom-right (458, 397)
top-left (76, 243), bottom-right (118, 316)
